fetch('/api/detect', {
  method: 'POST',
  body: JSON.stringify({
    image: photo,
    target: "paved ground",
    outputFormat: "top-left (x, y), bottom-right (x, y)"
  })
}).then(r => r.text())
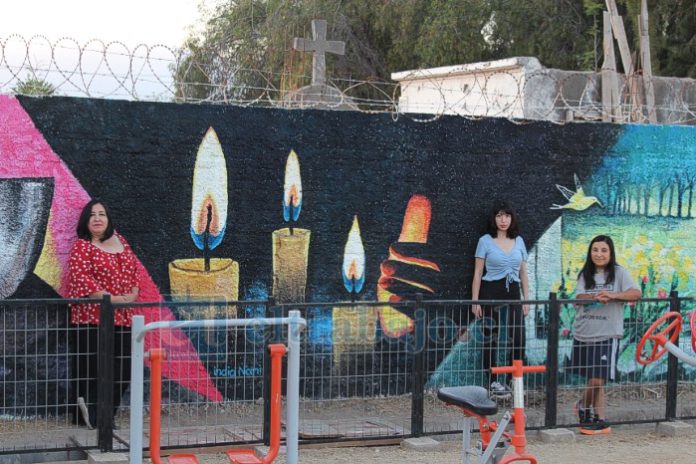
top-left (4, 386), bottom-right (696, 460)
top-left (153, 422), bottom-right (696, 464)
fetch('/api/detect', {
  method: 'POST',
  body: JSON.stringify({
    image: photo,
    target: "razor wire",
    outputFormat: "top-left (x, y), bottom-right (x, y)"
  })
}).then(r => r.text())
top-left (1, 34), bottom-right (694, 125)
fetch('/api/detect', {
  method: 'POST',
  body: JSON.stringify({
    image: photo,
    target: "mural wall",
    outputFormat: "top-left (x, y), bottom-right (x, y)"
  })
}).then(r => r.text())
top-left (1, 94), bottom-right (695, 411)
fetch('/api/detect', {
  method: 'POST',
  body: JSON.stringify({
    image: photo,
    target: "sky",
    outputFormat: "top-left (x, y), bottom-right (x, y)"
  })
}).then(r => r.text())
top-left (0, 0), bottom-right (223, 99)
top-left (0, 0), bottom-right (219, 47)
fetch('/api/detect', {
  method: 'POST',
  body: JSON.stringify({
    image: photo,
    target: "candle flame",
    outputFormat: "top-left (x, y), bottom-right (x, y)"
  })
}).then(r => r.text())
top-left (283, 149), bottom-right (302, 222)
top-left (342, 215), bottom-right (365, 293)
top-left (190, 127), bottom-right (228, 250)
top-left (399, 195), bottom-right (431, 243)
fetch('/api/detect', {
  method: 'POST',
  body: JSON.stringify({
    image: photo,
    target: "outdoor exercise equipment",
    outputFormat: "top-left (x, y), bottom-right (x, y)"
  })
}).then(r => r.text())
top-left (636, 310), bottom-right (696, 366)
top-left (437, 360), bottom-right (545, 464)
top-left (129, 312), bottom-right (305, 464)
top-left (148, 348), bottom-right (196, 464)
top-left (225, 344), bottom-right (286, 464)
top-left (149, 344), bottom-right (287, 464)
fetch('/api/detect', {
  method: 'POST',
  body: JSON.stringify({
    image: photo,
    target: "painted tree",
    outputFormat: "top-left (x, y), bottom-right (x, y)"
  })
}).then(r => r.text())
top-left (593, 125), bottom-right (696, 219)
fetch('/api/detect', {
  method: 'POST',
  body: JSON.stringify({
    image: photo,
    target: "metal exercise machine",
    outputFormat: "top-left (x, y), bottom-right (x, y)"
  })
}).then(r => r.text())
top-left (129, 311), bottom-right (306, 464)
top-left (636, 310), bottom-right (696, 367)
top-left (438, 360), bottom-right (546, 464)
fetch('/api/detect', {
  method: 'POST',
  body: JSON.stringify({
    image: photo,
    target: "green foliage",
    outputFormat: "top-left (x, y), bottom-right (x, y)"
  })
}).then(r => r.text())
top-left (591, 0), bottom-right (695, 78)
top-left (13, 74), bottom-right (56, 97)
top-left (175, 0), bottom-right (695, 101)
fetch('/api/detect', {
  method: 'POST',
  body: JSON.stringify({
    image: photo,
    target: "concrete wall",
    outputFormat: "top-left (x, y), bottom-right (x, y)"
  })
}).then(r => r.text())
top-left (1, 94), bottom-right (695, 410)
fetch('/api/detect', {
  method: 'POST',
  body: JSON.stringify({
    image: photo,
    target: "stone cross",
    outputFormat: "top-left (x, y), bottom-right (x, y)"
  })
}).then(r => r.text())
top-left (293, 19), bottom-right (345, 86)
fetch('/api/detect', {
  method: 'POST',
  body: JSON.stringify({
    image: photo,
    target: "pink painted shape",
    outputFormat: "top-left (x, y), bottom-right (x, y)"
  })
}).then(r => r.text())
top-left (0, 95), bottom-right (222, 402)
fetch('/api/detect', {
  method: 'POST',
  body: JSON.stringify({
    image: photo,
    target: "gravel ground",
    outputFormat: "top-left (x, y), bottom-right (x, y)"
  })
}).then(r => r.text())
top-left (151, 422), bottom-right (696, 464)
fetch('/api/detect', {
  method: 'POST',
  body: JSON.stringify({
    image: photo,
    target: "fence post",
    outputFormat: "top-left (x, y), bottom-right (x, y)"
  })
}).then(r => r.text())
top-left (262, 296), bottom-right (275, 446)
top-left (97, 294), bottom-right (114, 452)
top-left (286, 310), bottom-right (302, 464)
top-left (545, 292), bottom-right (559, 427)
top-left (271, 296), bottom-right (284, 343)
top-left (410, 293), bottom-right (426, 437)
top-left (129, 315), bottom-right (146, 464)
top-left (666, 291), bottom-right (680, 420)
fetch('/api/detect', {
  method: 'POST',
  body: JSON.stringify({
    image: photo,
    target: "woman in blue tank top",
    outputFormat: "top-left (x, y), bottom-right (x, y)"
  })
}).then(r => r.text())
top-left (471, 201), bottom-right (529, 398)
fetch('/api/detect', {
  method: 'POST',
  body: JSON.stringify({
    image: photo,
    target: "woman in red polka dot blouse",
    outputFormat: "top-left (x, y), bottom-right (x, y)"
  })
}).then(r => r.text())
top-left (68, 200), bottom-right (139, 428)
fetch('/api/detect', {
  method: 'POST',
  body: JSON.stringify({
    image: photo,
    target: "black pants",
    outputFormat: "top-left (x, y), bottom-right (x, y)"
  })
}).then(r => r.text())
top-left (71, 324), bottom-right (132, 425)
top-left (479, 279), bottom-right (525, 385)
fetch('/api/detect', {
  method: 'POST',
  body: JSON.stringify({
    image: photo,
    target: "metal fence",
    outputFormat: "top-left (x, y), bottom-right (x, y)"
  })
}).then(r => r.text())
top-left (1, 293), bottom-right (694, 456)
top-left (2, 35), bottom-right (694, 124)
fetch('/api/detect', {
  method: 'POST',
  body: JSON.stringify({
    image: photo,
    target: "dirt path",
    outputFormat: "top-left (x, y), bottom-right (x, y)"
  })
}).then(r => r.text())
top-left (174, 422), bottom-right (696, 464)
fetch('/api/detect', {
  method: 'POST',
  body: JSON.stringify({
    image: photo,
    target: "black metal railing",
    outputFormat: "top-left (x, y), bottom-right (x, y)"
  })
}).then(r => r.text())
top-left (1, 293), bottom-right (694, 454)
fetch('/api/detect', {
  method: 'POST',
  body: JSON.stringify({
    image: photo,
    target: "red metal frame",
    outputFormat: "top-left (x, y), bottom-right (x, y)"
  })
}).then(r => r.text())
top-left (488, 360), bottom-right (546, 464)
top-left (226, 344), bottom-right (286, 464)
top-left (148, 344), bottom-right (287, 464)
top-left (636, 311), bottom-right (682, 365)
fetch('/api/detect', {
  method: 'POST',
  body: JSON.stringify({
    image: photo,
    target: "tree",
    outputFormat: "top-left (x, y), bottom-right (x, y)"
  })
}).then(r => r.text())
top-left (174, 0), bottom-right (390, 103)
top-left (484, 0), bottom-right (601, 70)
top-left (614, 0), bottom-right (695, 78)
top-left (174, 0), bottom-right (695, 103)
top-left (13, 74), bottom-right (56, 97)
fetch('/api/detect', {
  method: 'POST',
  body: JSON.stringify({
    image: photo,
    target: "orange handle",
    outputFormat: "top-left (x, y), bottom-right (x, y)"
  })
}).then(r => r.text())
top-left (491, 360), bottom-right (544, 462)
top-left (263, 344), bottom-right (287, 464)
top-left (149, 348), bottom-right (166, 464)
top-left (522, 366), bottom-right (546, 373)
top-left (636, 312), bottom-right (682, 365)
top-left (492, 360), bottom-right (546, 377)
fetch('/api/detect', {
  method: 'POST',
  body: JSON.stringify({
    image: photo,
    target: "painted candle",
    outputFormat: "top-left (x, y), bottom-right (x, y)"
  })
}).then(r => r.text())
top-left (332, 215), bottom-right (374, 370)
top-left (272, 149), bottom-right (310, 304)
top-left (169, 127), bottom-right (239, 319)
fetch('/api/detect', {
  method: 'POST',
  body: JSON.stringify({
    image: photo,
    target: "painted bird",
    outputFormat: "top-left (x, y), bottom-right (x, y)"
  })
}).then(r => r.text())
top-left (550, 174), bottom-right (603, 211)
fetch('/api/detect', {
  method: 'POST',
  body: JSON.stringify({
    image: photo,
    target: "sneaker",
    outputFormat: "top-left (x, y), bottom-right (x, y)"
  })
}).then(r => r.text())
top-left (580, 417), bottom-right (611, 435)
top-left (574, 400), bottom-right (592, 425)
top-left (489, 381), bottom-right (512, 398)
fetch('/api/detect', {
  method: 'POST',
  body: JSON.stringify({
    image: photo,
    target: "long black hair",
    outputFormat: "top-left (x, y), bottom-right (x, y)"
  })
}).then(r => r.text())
top-left (76, 199), bottom-right (114, 242)
top-left (486, 200), bottom-right (520, 238)
top-left (579, 235), bottom-right (617, 289)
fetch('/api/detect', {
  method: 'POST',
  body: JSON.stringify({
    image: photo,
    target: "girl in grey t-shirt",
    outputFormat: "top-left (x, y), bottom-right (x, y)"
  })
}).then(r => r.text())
top-left (569, 235), bottom-right (640, 435)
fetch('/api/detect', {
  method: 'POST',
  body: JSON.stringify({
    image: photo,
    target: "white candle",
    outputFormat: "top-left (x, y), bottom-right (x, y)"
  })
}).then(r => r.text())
top-left (272, 149), bottom-right (310, 304)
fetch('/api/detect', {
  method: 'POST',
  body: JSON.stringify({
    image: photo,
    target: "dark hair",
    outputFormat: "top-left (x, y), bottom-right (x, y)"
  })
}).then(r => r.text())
top-left (486, 200), bottom-right (520, 238)
top-left (579, 235), bottom-right (617, 289)
top-left (76, 200), bottom-right (114, 242)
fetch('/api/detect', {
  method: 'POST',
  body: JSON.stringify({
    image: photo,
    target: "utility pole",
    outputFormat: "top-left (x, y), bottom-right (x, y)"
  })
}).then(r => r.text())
top-left (601, 11), bottom-right (620, 122)
top-left (604, 0), bottom-right (657, 124)
top-left (639, 0), bottom-right (657, 123)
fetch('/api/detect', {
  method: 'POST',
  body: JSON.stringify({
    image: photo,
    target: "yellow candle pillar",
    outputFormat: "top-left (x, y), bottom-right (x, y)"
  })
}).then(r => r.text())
top-left (169, 258), bottom-right (239, 319)
top-left (271, 228), bottom-right (310, 304)
top-left (332, 305), bottom-right (376, 371)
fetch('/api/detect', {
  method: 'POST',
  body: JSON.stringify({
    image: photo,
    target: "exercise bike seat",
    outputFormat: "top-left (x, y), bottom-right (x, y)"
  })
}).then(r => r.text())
top-left (437, 386), bottom-right (498, 416)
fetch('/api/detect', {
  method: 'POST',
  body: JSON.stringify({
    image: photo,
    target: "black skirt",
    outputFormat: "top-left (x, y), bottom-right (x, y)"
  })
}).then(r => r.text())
top-left (479, 278), bottom-right (525, 382)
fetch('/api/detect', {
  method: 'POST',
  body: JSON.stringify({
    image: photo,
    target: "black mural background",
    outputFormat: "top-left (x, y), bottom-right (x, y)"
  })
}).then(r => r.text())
top-left (7, 96), bottom-right (625, 403)
top-left (18, 96), bottom-right (622, 303)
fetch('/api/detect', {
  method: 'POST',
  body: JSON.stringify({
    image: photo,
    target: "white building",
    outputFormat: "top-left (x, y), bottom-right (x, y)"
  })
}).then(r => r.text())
top-left (392, 57), bottom-right (695, 125)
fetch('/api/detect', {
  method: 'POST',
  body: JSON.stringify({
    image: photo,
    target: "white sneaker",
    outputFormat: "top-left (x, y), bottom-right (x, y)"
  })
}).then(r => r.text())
top-left (489, 381), bottom-right (512, 398)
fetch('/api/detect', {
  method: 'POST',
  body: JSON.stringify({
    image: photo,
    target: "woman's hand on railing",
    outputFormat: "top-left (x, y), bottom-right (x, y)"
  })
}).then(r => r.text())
top-left (472, 304), bottom-right (482, 318)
